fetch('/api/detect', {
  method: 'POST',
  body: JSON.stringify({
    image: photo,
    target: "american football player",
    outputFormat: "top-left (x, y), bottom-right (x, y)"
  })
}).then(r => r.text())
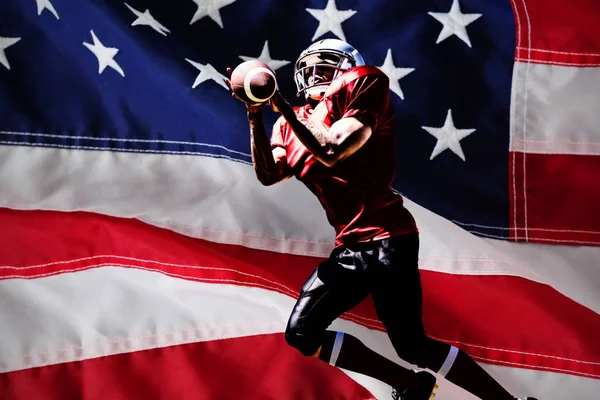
top-left (226, 38), bottom-right (538, 400)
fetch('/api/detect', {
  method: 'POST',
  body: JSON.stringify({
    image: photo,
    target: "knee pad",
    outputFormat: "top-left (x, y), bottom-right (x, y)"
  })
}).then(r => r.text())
top-left (284, 326), bottom-right (322, 357)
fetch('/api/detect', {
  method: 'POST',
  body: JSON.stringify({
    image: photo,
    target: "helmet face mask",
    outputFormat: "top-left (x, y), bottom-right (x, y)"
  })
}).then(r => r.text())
top-left (293, 39), bottom-right (365, 101)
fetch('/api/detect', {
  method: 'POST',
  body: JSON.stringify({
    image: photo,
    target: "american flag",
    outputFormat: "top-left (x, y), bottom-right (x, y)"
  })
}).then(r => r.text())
top-left (1, 0), bottom-right (599, 399)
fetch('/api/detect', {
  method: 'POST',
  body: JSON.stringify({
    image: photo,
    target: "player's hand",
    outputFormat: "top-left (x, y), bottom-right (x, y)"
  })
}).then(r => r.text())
top-left (268, 91), bottom-right (282, 113)
top-left (225, 67), bottom-right (265, 114)
top-left (268, 91), bottom-right (291, 115)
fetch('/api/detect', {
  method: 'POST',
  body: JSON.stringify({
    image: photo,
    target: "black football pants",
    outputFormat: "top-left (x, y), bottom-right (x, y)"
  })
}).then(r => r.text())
top-left (284, 232), bottom-right (440, 368)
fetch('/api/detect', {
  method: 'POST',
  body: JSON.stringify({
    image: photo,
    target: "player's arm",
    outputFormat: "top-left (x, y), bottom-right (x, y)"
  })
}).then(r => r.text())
top-left (248, 111), bottom-right (292, 186)
top-left (225, 67), bottom-right (291, 186)
top-left (271, 93), bottom-right (372, 168)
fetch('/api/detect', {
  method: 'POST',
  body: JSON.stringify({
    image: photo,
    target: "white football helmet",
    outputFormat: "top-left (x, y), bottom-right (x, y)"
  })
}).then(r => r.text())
top-left (293, 39), bottom-right (366, 101)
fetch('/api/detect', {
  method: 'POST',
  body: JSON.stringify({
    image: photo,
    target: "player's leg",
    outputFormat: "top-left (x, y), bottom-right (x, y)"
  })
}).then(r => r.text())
top-left (284, 247), bottom-right (415, 391)
top-left (371, 232), bottom-right (520, 400)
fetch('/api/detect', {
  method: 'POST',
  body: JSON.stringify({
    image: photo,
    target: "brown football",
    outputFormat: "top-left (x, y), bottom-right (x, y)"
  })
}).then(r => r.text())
top-left (230, 60), bottom-right (277, 105)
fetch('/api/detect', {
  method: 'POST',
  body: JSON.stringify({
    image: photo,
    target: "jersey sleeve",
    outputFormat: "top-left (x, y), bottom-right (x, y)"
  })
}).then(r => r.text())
top-left (339, 72), bottom-right (391, 130)
top-left (270, 115), bottom-right (286, 150)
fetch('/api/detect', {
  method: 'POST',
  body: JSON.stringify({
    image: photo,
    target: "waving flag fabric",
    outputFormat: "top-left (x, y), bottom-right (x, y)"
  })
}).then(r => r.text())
top-left (1, 1), bottom-right (599, 399)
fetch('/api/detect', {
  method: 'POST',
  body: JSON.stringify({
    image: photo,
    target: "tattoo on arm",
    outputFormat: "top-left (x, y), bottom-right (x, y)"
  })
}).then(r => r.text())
top-left (248, 112), bottom-right (280, 185)
top-left (280, 105), bottom-right (336, 165)
top-left (283, 106), bottom-right (372, 167)
top-left (295, 112), bottom-right (328, 148)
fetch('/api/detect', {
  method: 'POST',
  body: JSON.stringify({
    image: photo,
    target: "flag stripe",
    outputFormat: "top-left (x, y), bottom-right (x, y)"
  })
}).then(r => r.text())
top-left (509, 63), bottom-right (600, 155)
top-left (510, 152), bottom-right (600, 245)
top-left (0, 268), bottom-right (290, 374)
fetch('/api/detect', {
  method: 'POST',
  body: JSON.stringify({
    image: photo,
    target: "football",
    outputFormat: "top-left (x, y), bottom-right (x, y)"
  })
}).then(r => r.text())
top-left (230, 60), bottom-right (277, 105)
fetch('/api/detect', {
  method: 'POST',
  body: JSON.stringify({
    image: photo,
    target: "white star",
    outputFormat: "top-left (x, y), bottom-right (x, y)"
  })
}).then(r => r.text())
top-left (421, 109), bottom-right (475, 161)
top-left (125, 3), bottom-right (170, 36)
top-left (239, 41), bottom-right (290, 72)
top-left (83, 30), bottom-right (125, 77)
top-left (377, 49), bottom-right (414, 100)
top-left (185, 58), bottom-right (228, 89)
top-left (0, 37), bottom-right (21, 70)
top-left (35, 0), bottom-right (59, 20)
top-left (428, 0), bottom-right (482, 48)
top-left (306, 0), bottom-right (356, 42)
top-left (189, 0), bottom-right (236, 28)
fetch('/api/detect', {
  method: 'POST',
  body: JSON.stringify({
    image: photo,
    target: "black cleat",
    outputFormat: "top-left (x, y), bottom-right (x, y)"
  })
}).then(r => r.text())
top-left (391, 370), bottom-right (438, 400)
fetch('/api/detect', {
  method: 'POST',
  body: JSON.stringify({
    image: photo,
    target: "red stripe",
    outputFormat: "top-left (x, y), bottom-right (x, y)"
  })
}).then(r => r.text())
top-left (511, 0), bottom-right (600, 65)
top-left (1, 208), bottom-right (599, 378)
top-left (0, 333), bottom-right (376, 400)
top-left (510, 152), bottom-right (600, 245)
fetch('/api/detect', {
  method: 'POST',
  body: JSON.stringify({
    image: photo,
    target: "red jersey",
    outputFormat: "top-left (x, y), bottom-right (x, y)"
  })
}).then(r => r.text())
top-left (271, 65), bottom-right (417, 247)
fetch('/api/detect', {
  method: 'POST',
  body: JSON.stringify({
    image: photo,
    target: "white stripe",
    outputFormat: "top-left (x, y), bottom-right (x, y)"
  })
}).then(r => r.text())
top-left (410, 195), bottom-right (600, 315)
top-left (0, 267), bottom-right (596, 400)
top-left (0, 267), bottom-right (291, 374)
top-left (0, 146), bottom-right (599, 315)
top-left (519, 0), bottom-right (532, 241)
top-left (482, 363), bottom-right (599, 400)
top-left (510, 63), bottom-right (600, 155)
top-left (438, 345), bottom-right (459, 377)
top-left (0, 146), bottom-right (335, 257)
top-left (508, 0), bottom-right (523, 241)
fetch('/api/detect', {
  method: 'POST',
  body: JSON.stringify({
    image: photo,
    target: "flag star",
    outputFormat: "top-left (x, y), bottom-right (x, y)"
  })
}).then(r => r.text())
top-left (428, 0), bottom-right (482, 48)
top-left (35, 0), bottom-right (59, 20)
top-left (306, 0), bottom-right (356, 42)
top-left (239, 41), bottom-right (290, 72)
top-left (83, 30), bottom-right (125, 77)
top-left (189, 0), bottom-right (236, 28)
top-left (0, 37), bottom-right (22, 70)
top-left (185, 58), bottom-right (228, 89)
top-left (422, 109), bottom-right (475, 161)
top-left (125, 3), bottom-right (170, 36)
top-left (377, 49), bottom-right (414, 100)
